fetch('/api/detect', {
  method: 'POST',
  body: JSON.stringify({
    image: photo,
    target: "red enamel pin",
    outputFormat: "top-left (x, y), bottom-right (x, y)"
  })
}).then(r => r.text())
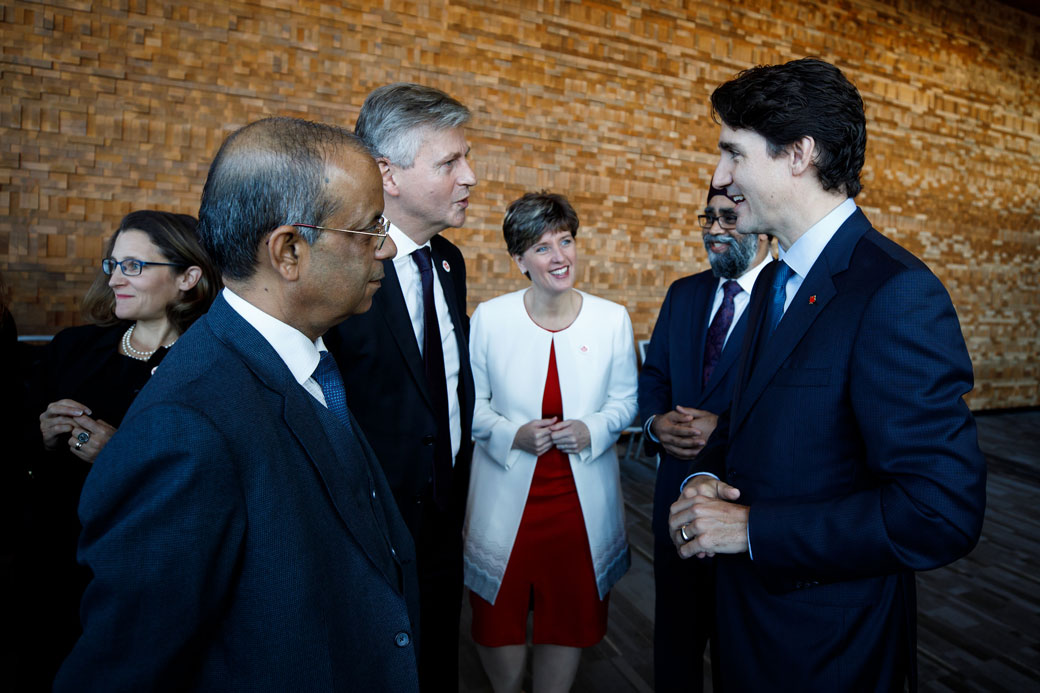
top-left (809, 295), bottom-right (817, 304)
top-left (442, 260), bottom-right (451, 272)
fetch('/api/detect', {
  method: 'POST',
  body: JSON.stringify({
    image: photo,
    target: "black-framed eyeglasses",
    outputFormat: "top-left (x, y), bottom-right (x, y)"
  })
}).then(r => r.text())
top-left (697, 213), bottom-right (738, 231)
top-left (291, 216), bottom-right (390, 250)
top-left (102, 258), bottom-right (184, 276)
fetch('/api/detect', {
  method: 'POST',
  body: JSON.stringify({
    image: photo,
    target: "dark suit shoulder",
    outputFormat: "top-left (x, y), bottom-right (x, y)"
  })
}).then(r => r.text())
top-left (430, 234), bottom-right (464, 260)
top-left (667, 269), bottom-right (717, 295)
top-left (838, 228), bottom-right (939, 300)
top-left (858, 228), bottom-right (930, 272)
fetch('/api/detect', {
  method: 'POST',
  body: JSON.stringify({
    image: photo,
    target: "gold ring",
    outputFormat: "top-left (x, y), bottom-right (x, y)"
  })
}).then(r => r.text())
top-left (680, 524), bottom-right (693, 542)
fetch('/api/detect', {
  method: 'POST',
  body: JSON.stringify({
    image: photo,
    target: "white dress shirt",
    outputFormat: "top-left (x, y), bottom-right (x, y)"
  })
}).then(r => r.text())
top-left (387, 225), bottom-right (463, 464)
top-left (222, 287), bottom-right (330, 407)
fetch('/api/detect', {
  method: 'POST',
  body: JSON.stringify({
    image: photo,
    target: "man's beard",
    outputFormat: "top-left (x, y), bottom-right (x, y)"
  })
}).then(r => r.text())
top-left (704, 232), bottom-right (757, 279)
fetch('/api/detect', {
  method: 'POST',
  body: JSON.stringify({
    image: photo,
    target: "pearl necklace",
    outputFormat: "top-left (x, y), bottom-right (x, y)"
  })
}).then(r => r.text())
top-left (121, 323), bottom-right (176, 361)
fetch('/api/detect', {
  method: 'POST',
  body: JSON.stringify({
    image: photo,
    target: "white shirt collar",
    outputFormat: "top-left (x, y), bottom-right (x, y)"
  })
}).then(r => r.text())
top-left (388, 223), bottom-right (429, 266)
top-left (222, 287), bottom-right (326, 387)
top-left (778, 198), bottom-right (857, 278)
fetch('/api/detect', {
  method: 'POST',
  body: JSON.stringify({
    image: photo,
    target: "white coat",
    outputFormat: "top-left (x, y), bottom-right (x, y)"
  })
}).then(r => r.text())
top-left (463, 289), bottom-right (638, 604)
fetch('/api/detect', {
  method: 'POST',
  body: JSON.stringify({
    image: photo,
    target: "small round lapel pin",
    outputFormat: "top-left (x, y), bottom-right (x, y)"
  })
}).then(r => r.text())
top-left (442, 260), bottom-right (451, 272)
top-left (809, 295), bottom-right (817, 305)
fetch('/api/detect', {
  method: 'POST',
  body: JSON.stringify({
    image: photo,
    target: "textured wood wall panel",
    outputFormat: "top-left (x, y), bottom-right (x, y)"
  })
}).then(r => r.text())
top-left (2, 0), bottom-right (1037, 409)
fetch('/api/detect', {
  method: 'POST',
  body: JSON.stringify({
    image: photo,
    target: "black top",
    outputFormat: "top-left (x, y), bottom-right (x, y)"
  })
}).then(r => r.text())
top-left (16, 322), bottom-right (170, 686)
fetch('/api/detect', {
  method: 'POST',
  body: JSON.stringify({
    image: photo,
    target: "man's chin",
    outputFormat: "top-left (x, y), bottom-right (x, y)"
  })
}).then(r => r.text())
top-left (344, 296), bottom-right (374, 318)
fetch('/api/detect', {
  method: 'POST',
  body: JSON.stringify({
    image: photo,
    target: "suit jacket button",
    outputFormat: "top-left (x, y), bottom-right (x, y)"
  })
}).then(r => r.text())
top-left (421, 435), bottom-right (435, 446)
top-left (395, 631), bottom-right (411, 647)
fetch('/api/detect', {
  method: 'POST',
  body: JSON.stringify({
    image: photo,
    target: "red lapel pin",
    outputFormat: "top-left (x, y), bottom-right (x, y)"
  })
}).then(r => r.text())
top-left (809, 295), bottom-right (816, 304)
top-left (442, 260), bottom-right (451, 272)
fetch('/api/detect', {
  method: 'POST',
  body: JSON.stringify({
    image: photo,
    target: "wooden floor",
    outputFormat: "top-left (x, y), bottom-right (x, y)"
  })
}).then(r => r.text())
top-left (458, 410), bottom-right (1040, 692)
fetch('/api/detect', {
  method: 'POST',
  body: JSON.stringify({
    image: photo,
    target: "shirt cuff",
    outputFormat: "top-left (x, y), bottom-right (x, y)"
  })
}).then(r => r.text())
top-left (643, 415), bottom-right (660, 443)
top-left (679, 471), bottom-right (719, 494)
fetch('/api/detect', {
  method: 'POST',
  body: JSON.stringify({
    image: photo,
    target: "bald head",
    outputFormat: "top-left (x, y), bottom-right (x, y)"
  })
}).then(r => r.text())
top-left (197, 117), bottom-right (372, 281)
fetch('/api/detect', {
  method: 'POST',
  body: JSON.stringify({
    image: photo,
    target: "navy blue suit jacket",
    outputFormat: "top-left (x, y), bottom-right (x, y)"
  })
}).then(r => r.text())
top-left (639, 269), bottom-right (750, 538)
top-left (693, 209), bottom-right (986, 691)
top-left (55, 295), bottom-right (421, 692)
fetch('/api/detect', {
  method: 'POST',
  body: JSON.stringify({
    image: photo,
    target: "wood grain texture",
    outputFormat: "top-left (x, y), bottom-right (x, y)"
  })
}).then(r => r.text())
top-left (2, 0), bottom-right (1037, 408)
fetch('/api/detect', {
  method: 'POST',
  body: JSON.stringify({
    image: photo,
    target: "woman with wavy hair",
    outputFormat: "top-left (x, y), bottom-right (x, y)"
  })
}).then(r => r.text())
top-left (23, 210), bottom-right (220, 685)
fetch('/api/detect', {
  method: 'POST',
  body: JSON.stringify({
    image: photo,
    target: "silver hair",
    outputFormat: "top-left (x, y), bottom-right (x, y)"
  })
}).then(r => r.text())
top-left (355, 83), bottom-right (470, 167)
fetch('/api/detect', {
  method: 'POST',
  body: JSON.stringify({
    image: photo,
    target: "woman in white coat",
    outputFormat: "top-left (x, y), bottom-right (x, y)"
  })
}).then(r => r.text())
top-left (464, 192), bottom-right (637, 692)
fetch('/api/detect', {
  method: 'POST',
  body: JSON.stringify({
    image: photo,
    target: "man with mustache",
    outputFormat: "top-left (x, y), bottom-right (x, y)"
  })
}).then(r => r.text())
top-left (324, 83), bottom-right (477, 690)
top-left (638, 185), bottom-right (771, 691)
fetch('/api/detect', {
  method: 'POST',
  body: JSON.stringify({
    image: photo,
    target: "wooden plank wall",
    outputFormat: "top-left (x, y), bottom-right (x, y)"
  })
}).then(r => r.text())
top-left (1, 0), bottom-right (1037, 409)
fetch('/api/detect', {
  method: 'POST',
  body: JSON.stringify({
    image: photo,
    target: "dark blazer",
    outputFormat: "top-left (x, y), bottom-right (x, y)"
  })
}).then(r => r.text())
top-left (639, 269), bottom-right (751, 539)
top-left (325, 233), bottom-right (475, 534)
top-left (638, 268), bottom-right (750, 692)
top-left (55, 295), bottom-right (420, 692)
top-left (693, 209), bottom-right (986, 691)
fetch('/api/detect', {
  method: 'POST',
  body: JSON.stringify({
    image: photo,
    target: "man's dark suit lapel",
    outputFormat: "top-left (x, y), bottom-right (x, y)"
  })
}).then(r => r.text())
top-left (374, 258), bottom-right (433, 408)
top-left (284, 391), bottom-right (402, 586)
top-left (207, 296), bottom-right (402, 589)
top-left (730, 210), bottom-right (870, 435)
top-left (432, 245), bottom-right (467, 362)
top-left (431, 241), bottom-right (474, 423)
top-left (685, 278), bottom-right (713, 402)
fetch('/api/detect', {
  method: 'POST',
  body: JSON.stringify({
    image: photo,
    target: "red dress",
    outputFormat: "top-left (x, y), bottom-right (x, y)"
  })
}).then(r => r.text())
top-left (470, 339), bottom-right (608, 647)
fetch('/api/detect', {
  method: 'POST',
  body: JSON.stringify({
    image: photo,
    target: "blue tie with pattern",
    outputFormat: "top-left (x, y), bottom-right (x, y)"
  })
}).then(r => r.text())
top-left (313, 350), bottom-right (352, 431)
top-left (765, 260), bottom-right (796, 338)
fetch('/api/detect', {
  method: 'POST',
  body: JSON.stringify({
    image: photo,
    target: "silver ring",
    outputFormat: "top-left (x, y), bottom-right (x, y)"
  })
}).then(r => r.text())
top-left (75, 441), bottom-right (83, 450)
top-left (680, 524), bottom-right (693, 542)
top-left (77, 431), bottom-right (90, 444)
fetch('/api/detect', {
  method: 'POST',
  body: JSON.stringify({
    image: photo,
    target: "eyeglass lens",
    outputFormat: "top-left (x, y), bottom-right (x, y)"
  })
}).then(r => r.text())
top-left (699, 213), bottom-right (738, 230)
top-left (103, 258), bottom-right (143, 275)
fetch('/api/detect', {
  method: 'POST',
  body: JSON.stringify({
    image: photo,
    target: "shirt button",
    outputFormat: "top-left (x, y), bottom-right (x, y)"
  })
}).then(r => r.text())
top-left (371, 489), bottom-right (376, 499)
top-left (395, 631), bottom-right (411, 647)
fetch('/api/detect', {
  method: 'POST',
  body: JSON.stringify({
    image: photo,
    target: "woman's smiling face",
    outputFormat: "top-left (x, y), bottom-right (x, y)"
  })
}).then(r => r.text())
top-left (514, 228), bottom-right (578, 296)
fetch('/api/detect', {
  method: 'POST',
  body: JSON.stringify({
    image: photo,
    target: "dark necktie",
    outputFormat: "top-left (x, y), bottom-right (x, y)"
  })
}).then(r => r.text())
top-left (702, 280), bottom-right (742, 387)
top-left (313, 350), bottom-right (352, 432)
top-left (413, 247), bottom-right (452, 509)
top-left (765, 260), bottom-right (796, 338)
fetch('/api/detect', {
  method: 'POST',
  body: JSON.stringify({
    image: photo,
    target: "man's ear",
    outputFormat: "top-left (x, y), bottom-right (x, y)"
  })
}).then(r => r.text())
top-left (266, 225), bottom-right (307, 282)
top-left (378, 158), bottom-right (399, 197)
top-left (788, 136), bottom-right (816, 177)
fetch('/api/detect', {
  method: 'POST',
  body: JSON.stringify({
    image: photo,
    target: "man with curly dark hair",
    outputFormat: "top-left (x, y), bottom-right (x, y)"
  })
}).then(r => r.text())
top-left (668, 58), bottom-right (985, 691)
